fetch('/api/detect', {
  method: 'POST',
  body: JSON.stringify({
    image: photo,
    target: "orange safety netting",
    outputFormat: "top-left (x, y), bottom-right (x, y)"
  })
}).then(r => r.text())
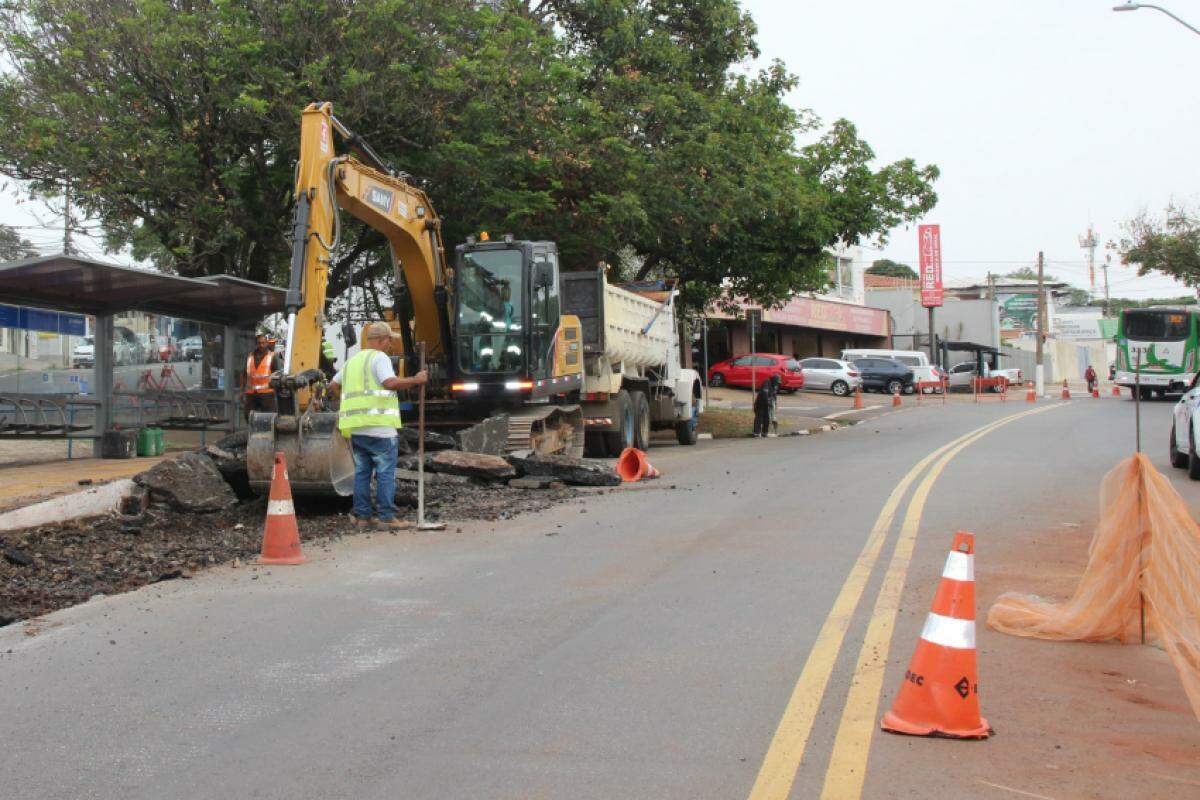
top-left (987, 453), bottom-right (1200, 720)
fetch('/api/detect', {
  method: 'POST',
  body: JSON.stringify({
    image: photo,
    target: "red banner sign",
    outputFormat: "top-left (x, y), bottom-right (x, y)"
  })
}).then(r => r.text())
top-left (919, 224), bottom-right (943, 308)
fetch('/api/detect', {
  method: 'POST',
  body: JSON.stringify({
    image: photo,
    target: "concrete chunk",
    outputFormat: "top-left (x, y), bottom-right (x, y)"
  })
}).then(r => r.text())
top-left (507, 453), bottom-right (621, 487)
top-left (455, 414), bottom-right (509, 455)
top-left (429, 450), bottom-right (516, 481)
top-left (133, 452), bottom-right (238, 513)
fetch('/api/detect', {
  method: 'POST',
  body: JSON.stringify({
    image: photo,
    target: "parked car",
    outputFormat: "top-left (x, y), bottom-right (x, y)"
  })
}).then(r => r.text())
top-left (158, 338), bottom-right (179, 362)
top-left (181, 335), bottom-right (204, 361)
top-left (707, 353), bottom-right (805, 391)
top-left (851, 357), bottom-right (914, 395)
top-left (945, 361), bottom-right (1021, 393)
top-left (1171, 371), bottom-right (1200, 477)
top-left (842, 348), bottom-right (940, 391)
top-left (72, 336), bottom-right (94, 369)
top-left (798, 357), bottom-right (861, 397)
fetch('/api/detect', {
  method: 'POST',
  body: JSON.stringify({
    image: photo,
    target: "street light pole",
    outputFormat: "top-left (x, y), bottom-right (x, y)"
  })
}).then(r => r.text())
top-left (1113, 3), bottom-right (1200, 37)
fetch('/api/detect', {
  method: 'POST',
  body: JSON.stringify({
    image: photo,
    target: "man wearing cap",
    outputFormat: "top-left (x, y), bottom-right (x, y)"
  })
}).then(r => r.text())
top-left (329, 321), bottom-right (428, 530)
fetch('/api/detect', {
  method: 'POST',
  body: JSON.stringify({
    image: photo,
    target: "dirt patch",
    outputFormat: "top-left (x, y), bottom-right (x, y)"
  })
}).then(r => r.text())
top-left (1, 480), bottom-right (579, 627)
top-left (698, 408), bottom-right (799, 438)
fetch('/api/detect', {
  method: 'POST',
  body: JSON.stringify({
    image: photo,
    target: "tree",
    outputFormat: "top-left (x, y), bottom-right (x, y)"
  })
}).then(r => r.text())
top-left (1117, 206), bottom-right (1200, 288)
top-left (1005, 267), bottom-right (1041, 281)
top-left (866, 259), bottom-right (917, 279)
top-left (0, 0), bottom-right (939, 313)
top-left (0, 224), bottom-right (37, 261)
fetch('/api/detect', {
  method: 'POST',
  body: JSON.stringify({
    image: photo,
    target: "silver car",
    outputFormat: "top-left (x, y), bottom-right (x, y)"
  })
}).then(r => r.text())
top-left (798, 357), bottom-right (862, 396)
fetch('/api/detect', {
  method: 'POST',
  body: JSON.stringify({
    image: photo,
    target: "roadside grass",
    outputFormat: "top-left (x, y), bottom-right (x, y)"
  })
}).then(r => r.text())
top-left (698, 407), bottom-right (798, 439)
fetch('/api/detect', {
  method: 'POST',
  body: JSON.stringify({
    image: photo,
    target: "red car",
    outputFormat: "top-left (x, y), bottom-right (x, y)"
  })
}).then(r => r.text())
top-left (707, 353), bottom-right (805, 391)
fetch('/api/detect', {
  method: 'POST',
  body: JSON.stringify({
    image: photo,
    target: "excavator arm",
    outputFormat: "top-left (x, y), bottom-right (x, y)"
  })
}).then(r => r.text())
top-left (283, 102), bottom-right (448, 384)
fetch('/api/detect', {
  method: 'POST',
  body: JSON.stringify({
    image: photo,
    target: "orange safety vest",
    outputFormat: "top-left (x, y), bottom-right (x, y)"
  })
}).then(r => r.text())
top-left (246, 352), bottom-right (274, 394)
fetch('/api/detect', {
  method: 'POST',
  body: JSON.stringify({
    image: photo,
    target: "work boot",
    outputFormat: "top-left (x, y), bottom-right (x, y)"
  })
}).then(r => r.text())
top-left (375, 518), bottom-right (413, 531)
top-left (350, 515), bottom-right (373, 528)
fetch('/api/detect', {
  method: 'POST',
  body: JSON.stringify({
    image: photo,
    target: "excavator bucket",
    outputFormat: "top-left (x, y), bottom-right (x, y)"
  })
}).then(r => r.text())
top-left (246, 411), bottom-right (355, 497)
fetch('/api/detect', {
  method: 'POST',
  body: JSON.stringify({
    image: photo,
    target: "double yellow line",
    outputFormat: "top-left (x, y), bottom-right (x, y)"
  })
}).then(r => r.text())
top-left (748, 403), bottom-right (1063, 800)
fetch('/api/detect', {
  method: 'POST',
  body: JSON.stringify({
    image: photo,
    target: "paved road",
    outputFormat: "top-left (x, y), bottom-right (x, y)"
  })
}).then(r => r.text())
top-left (1, 395), bottom-right (1194, 799)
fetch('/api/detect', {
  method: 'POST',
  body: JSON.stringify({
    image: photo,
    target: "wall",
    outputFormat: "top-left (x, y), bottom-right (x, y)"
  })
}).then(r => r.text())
top-left (869, 290), bottom-right (999, 350)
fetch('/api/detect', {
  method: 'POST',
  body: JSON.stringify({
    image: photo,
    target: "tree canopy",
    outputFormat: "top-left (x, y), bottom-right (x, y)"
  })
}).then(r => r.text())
top-left (1117, 206), bottom-right (1200, 289)
top-left (0, 0), bottom-right (939, 312)
top-left (0, 224), bottom-right (37, 261)
top-left (866, 258), bottom-right (917, 279)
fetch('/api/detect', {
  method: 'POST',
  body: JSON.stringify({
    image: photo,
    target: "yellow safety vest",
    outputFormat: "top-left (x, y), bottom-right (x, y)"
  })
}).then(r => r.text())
top-left (338, 349), bottom-right (402, 436)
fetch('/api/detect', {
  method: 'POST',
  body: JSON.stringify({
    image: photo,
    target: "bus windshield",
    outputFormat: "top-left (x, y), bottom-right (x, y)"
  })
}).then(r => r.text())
top-left (1124, 310), bottom-right (1191, 341)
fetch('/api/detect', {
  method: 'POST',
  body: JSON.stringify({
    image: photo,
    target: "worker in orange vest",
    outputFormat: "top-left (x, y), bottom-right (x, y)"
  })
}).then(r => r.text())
top-left (241, 333), bottom-right (282, 419)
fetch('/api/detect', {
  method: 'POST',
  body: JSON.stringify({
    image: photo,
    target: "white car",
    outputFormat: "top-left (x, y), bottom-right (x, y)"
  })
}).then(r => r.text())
top-left (1169, 373), bottom-right (1200, 477)
top-left (946, 361), bottom-right (1022, 393)
top-left (798, 357), bottom-right (862, 396)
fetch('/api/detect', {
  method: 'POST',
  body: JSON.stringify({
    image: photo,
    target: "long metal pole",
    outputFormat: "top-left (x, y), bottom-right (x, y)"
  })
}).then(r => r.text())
top-left (702, 316), bottom-right (709, 407)
top-left (417, 341), bottom-right (427, 526)
top-left (1135, 346), bottom-right (1145, 643)
top-left (927, 306), bottom-right (936, 362)
top-left (1036, 251), bottom-right (1046, 397)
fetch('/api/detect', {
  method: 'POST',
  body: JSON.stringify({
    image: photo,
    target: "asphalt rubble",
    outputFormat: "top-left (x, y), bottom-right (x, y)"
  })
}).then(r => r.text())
top-left (1, 420), bottom-right (622, 627)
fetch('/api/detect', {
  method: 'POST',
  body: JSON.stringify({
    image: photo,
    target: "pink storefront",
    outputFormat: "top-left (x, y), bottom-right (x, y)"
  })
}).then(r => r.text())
top-left (703, 296), bottom-right (890, 364)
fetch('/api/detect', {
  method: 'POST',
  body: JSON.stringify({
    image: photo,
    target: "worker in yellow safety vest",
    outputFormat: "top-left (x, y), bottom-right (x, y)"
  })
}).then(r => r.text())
top-left (241, 333), bottom-right (282, 419)
top-left (328, 321), bottom-right (428, 530)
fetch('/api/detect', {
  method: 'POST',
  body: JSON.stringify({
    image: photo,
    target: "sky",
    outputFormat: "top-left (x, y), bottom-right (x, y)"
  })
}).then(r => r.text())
top-left (742, 0), bottom-right (1200, 300)
top-left (3, 1), bottom-right (1199, 301)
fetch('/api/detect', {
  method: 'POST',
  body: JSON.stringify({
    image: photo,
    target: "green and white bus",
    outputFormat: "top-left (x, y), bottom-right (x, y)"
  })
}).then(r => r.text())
top-left (1115, 306), bottom-right (1200, 398)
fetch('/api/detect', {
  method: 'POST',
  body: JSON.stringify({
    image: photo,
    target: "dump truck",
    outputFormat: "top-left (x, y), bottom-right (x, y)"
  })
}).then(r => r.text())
top-left (562, 269), bottom-right (704, 457)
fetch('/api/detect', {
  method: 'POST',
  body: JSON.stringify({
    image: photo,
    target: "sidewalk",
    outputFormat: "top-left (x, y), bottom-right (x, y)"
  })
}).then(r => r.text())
top-left (0, 455), bottom-right (166, 512)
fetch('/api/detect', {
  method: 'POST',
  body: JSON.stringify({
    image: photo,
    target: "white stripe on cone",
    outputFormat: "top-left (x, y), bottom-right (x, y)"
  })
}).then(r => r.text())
top-left (941, 551), bottom-right (974, 582)
top-left (267, 499), bottom-right (295, 517)
top-left (920, 611), bottom-right (976, 649)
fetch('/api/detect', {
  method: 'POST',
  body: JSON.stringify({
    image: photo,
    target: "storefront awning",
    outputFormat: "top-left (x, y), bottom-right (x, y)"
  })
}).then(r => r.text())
top-left (0, 255), bottom-right (286, 326)
top-left (709, 294), bottom-right (889, 338)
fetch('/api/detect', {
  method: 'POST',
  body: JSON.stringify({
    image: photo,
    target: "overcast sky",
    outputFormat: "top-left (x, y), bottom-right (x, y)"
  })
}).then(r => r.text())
top-left (4, 1), bottom-right (1199, 301)
top-left (742, 0), bottom-right (1200, 300)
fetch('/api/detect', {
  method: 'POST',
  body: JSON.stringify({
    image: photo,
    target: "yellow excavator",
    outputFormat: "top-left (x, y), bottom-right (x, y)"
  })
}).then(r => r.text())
top-left (246, 102), bottom-right (584, 496)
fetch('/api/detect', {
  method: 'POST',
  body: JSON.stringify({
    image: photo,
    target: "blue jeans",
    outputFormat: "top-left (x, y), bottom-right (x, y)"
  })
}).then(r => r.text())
top-left (350, 434), bottom-right (398, 522)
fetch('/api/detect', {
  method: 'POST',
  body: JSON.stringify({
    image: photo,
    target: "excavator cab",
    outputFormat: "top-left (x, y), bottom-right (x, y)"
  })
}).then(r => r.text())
top-left (451, 239), bottom-right (568, 399)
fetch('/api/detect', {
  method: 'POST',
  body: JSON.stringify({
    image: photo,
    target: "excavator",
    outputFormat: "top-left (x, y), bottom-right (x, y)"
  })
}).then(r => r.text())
top-left (246, 102), bottom-right (585, 496)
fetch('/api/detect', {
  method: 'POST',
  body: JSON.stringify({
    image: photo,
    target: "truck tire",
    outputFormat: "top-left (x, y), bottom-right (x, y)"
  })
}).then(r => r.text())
top-left (584, 431), bottom-right (606, 458)
top-left (676, 404), bottom-right (699, 446)
top-left (603, 390), bottom-right (636, 457)
top-left (630, 390), bottom-right (651, 451)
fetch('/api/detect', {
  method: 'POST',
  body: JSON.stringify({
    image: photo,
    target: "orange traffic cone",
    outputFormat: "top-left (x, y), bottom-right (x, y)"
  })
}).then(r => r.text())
top-left (853, 386), bottom-right (864, 410)
top-left (1061, 380), bottom-right (1070, 400)
top-left (1025, 382), bottom-right (1036, 403)
top-left (882, 531), bottom-right (990, 739)
top-left (616, 447), bottom-right (661, 482)
top-left (259, 452), bottom-right (305, 565)
top-left (1111, 385), bottom-right (1120, 397)
top-left (892, 387), bottom-right (902, 407)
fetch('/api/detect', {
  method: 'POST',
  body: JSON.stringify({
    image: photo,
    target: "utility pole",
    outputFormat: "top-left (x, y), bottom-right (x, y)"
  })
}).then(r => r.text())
top-left (1036, 251), bottom-right (1046, 397)
top-left (1103, 254), bottom-right (1112, 317)
top-left (62, 177), bottom-right (73, 255)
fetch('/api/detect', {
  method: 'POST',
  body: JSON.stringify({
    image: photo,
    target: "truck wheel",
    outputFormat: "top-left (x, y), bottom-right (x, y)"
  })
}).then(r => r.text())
top-left (676, 403), bottom-right (699, 446)
top-left (603, 390), bottom-right (635, 457)
top-left (630, 390), bottom-right (651, 451)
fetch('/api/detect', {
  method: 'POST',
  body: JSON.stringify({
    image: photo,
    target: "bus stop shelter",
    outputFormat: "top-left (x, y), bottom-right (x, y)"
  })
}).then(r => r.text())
top-left (0, 255), bottom-right (286, 453)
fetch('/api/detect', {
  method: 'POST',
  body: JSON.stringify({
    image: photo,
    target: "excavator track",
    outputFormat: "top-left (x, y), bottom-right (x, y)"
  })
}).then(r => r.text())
top-left (505, 404), bottom-right (584, 458)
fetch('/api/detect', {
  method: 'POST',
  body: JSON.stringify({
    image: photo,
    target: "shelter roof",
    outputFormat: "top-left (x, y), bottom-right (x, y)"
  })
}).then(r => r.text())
top-left (0, 255), bottom-right (285, 326)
